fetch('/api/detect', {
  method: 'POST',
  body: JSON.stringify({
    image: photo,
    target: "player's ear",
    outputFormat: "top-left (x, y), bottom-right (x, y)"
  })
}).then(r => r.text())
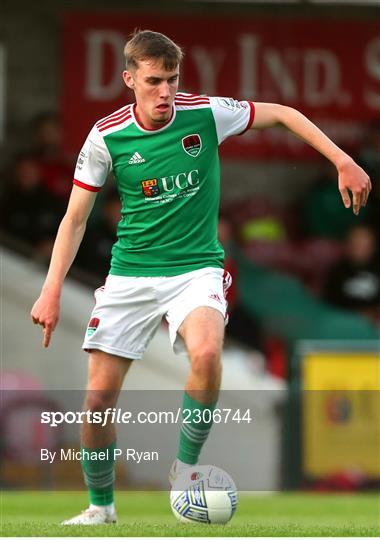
top-left (123, 70), bottom-right (135, 89)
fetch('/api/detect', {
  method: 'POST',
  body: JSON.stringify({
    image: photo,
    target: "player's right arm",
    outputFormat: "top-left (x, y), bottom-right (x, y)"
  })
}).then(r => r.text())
top-left (31, 123), bottom-right (111, 348)
top-left (31, 186), bottom-right (97, 347)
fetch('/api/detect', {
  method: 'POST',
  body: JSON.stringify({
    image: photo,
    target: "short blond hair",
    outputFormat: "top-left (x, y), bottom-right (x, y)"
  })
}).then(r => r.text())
top-left (124, 29), bottom-right (183, 71)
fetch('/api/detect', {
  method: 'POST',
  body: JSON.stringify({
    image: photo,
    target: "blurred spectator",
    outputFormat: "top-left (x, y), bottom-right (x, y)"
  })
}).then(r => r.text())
top-left (301, 161), bottom-right (370, 240)
top-left (218, 214), bottom-right (265, 354)
top-left (223, 196), bottom-right (293, 245)
top-left (356, 122), bottom-right (380, 231)
top-left (0, 153), bottom-right (64, 259)
top-left (223, 196), bottom-right (296, 272)
top-left (322, 224), bottom-right (380, 324)
top-left (357, 122), bottom-right (380, 183)
top-left (222, 196), bottom-right (342, 293)
top-left (75, 189), bottom-right (121, 280)
top-left (31, 112), bottom-right (73, 200)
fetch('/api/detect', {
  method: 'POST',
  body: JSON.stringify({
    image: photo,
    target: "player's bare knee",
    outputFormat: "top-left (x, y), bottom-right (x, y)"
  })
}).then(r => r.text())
top-left (190, 345), bottom-right (221, 379)
top-left (84, 390), bottom-right (117, 414)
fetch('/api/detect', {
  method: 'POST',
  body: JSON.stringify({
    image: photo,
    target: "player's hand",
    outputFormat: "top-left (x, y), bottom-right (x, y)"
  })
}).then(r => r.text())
top-left (31, 291), bottom-right (60, 348)
top-left (337, 157), bottom-right (371, 215)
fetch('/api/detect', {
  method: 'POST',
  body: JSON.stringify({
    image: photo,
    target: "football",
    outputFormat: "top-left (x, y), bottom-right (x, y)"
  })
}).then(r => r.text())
top-left (170, 465), bottom-right (238, 524)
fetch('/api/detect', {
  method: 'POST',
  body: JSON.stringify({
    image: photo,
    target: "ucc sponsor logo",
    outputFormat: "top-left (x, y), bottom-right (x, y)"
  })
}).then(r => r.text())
top-left (141, 169), bottom-right (199, 198)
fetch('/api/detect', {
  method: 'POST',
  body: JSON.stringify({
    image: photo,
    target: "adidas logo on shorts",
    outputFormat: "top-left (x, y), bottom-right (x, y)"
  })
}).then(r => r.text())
top-left (128, 152), bottom-right (146, 164)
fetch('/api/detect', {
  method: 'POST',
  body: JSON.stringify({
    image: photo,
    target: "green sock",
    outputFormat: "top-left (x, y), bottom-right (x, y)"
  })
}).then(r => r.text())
top-left (177, 392), bottom-right (217, 465)
top-left (81, 441), bottom-right (116, 506)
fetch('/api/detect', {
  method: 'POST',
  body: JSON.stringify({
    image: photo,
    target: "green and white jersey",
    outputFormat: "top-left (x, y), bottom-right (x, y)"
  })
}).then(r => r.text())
top-left (73, 93), bottom-right (255, 276)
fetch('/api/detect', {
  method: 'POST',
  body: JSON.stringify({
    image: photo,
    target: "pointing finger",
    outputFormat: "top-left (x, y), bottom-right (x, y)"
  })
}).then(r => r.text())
top-left (43, 326), bottom-right (52, 348)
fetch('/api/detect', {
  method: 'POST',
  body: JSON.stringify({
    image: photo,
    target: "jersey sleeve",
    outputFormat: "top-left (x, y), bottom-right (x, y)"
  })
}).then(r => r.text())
top-left (73, 125), bottom-right (112, 192)
top-left (209, 96), bottom-right (255, 144)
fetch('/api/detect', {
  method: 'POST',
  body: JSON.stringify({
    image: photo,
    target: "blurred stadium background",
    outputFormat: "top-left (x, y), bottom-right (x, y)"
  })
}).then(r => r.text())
top-left (0, 0), bottom-right (379, 530)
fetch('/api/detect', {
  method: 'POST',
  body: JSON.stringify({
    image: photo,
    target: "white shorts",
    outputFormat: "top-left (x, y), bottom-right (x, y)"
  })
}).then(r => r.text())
top-left (82, 267), bottom-right (232, 360)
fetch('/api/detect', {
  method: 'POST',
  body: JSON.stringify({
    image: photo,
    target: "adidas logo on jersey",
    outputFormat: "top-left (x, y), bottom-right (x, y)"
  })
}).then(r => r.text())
top-left (128, 152), bottom-right (146, 164)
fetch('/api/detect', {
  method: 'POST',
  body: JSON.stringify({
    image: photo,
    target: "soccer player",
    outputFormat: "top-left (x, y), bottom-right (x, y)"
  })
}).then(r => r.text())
top-left (31, 30), bottom-right (371, 525)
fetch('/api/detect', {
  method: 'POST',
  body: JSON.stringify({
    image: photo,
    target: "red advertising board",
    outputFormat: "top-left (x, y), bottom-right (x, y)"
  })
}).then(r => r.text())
top-left (62, 13), bottom-right (380, 159)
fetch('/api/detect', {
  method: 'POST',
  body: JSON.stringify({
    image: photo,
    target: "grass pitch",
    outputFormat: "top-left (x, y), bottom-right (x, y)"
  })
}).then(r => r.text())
top-left (1, 491), bottom-right (379, 536)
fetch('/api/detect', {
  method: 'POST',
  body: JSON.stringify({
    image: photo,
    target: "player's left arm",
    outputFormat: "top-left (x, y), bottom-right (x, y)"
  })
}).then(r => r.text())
top-left (252, 102), bottom-right (371, 215)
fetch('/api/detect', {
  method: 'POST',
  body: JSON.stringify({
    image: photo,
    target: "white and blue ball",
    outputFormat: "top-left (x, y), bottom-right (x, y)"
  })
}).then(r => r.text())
top-left (170, 465), bottom-right (238, 524)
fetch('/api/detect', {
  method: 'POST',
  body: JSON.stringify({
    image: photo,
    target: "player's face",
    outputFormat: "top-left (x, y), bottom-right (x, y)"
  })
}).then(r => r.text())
top-left (123, 59), bottom-right (179, 130)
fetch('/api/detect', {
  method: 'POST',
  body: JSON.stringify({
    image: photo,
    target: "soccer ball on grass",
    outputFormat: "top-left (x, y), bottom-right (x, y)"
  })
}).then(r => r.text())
top-left (170, 465), bottom-right (238, 524)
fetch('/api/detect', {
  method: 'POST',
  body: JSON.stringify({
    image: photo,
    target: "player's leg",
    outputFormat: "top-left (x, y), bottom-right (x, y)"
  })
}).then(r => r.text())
top-left (171, 306), bottom-right (225, 481)
top-left (62, 350), bottom-right (132, 525)
top-left (82, 350), bottom-right (132, 446)
top-left (181, 306), bottom-right (224, 400)
top-left (63, 274), bottom-right (163, 523)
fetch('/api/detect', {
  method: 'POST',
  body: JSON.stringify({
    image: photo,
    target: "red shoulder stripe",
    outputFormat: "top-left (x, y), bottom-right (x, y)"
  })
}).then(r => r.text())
top-left (175, 101), bottom-right (210, 107)
top-left (98, 113), bottom-right (132, 133)
top-left (176, 96), bottom-right (210, 102)
top-left (97, 105), bottom-right (131, 124)
top-left (97, 109), bottom-right (131, 130)
top-left (176, 98), bottom-right (210, 103)
top-left (96, 106), bottom-right (131, 128)
top-left (176, 95), bottom-right (209, 102)
top-left (176, 96), bottom-right (209, 101)
top-left (176, 92), bottom-right (200, 98)
top-left (176, 92), bottom-right (208, 99)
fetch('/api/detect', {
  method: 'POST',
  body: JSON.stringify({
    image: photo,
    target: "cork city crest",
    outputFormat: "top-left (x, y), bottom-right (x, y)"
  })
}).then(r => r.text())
top-left (141, 178), bottom-right (160, 197)
top-left (87, 317), bottom-right (100, 337)
top-left (182, 134), bottom-right (202, 157)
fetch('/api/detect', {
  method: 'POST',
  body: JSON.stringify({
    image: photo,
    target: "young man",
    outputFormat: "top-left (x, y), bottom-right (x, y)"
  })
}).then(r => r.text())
top-left (31, 30), bottom-right (371, 525)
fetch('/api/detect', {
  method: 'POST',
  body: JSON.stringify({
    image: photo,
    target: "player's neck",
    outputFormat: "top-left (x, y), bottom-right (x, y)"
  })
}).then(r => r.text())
top-left (133, 103), bottom-right (173, 131)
